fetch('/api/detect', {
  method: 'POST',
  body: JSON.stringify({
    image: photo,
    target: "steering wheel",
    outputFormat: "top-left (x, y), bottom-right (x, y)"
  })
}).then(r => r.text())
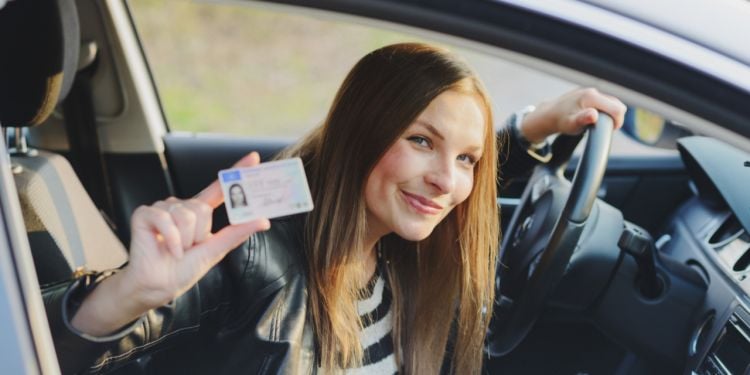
top-left (487, 113), bottom-right (615, 356)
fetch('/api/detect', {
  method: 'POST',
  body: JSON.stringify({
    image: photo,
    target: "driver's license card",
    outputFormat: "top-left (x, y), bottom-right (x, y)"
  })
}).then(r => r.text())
top-left (218, 157), bottom-right (314, 224)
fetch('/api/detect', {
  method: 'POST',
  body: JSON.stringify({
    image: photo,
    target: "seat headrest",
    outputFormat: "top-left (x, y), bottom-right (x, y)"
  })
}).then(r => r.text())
top-left (0, 0), bottom-right (80, 128)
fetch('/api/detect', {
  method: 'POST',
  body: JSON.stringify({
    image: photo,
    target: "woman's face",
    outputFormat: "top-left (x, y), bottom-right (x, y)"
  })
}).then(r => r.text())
top-left (230, 185), bottom-right (245, 205)
top-left (364, 90), bottom-right (486, 241)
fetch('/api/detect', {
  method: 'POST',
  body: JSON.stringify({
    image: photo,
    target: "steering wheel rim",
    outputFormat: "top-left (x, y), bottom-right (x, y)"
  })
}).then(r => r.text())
top-left (488, 113), bottom-right (615, 356)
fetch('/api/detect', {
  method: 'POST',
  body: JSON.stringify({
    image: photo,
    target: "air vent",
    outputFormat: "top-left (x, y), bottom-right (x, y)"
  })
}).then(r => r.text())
top-left (735, 247), bottom-right (750, 272)
top-left (711, 214), bottom-right (750, 280)
top-left (710, 214), bottom-right (744, 245)
top-left (715, 231), bottom-right (750, 278)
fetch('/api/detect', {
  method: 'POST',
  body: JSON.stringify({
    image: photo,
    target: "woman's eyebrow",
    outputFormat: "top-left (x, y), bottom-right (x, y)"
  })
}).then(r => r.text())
top-left (466, 145), bottom-right (483, 153)
top-left (415, 120), bottom-right (445, 141)
top-left (415, 120), bottom-right (483, 153)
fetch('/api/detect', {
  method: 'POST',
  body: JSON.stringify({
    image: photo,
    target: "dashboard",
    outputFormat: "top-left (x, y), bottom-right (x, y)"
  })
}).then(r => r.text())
top-left (661, 137), bottom-right (750, 374)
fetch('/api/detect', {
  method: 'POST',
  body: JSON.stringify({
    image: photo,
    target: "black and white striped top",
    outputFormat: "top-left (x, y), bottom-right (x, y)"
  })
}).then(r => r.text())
top-left (354, 266), bottom-right (396, 374)
top-left (320, 266), bottom-right (398, 374)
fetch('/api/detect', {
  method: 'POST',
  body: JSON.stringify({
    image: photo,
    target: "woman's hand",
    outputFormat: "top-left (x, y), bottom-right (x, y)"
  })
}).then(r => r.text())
top-left (71, 152), bottom-right (270, 336)
top-left (520, 88), bottom-right (627, 143)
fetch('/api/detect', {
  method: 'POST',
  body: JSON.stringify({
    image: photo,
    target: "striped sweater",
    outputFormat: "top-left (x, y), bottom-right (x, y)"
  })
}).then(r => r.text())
top-left (320, 266), bottom-right (398, 374)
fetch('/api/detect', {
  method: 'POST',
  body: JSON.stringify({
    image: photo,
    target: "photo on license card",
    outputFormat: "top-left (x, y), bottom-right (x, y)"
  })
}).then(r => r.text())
top-left (218, 157), bottom-right (314, 224)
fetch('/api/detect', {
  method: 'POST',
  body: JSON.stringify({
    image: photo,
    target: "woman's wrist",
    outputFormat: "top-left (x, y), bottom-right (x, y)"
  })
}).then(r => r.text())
top-left (70, 268), bottom-right (151, 337)
top-left (517, 102), bottom-right (557, 144)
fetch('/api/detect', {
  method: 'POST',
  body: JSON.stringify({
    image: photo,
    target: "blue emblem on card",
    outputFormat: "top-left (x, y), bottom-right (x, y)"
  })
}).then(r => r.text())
top-left (221, 170), bottom-right (241, 182)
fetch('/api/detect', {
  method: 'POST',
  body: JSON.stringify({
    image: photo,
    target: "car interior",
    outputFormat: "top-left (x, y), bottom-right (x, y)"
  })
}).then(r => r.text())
top-left (2, 0), bottom-right (750, 374)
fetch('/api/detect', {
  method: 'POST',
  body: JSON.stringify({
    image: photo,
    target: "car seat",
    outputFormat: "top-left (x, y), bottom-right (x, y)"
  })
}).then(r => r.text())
top-left (0, 0), bottom-right (128, 286)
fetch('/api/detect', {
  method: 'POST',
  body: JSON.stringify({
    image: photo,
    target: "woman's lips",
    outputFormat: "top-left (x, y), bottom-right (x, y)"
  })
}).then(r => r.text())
top-left (401, 190), bottom-right (443, 215)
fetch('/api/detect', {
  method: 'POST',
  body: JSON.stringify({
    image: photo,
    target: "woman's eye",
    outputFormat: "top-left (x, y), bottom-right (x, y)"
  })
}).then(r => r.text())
top-left (458, 154), bottom-right (477, 166)
top-left (408, 135), bottom-right (431, 148)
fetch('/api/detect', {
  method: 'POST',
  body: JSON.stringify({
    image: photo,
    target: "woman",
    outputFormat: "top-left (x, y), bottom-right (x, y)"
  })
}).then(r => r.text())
top-left (228, 183), bottom-right (248, 208)
top-left (44, 43), bottom-right (624, 374)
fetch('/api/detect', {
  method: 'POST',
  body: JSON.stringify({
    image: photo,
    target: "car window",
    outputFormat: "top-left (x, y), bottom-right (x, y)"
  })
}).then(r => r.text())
top-left (127, 0), bottom-right (672, 156)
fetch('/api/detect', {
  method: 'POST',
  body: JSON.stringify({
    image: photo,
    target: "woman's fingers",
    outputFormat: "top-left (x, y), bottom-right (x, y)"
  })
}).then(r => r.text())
top-left (552, 88), bottom-right (626, 135)
top-left (195, 152), bottom-right (261, 209)
top-left (183, 199), bottom-right (213, 243)
top-left (171, 204), bottom-right (196, 249)
top-left (130, 150), bottom-right (265, 266)
top-left (601, 93), bottom-right (627, 129)
top-left (187, 218), bottom-right (271, 267)
top-left (154, 198), bottom-right (214, 249)
top-left (578, 88), bottom-right (627, 128)
top-left (132, 205), bottom-right (184, 258)
top-left (574, 108), bottom-right (598, 128)
top-left (143, 195), bottom-right (265, 267)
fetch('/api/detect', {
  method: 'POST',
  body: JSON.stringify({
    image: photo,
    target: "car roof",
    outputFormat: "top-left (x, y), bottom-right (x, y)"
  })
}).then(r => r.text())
top-left (506, 0), bottom-right (750, 93)
top-left (585, 0), bottom-right (750, 65)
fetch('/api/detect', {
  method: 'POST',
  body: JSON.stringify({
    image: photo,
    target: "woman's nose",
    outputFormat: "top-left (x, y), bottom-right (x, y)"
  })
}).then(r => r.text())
top-left (424, 160), bottom-right (455, 194)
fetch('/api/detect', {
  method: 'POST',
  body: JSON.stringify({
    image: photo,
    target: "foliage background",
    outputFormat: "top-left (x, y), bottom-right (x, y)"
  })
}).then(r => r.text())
top-left (128, 0), bottom-right (577, 139)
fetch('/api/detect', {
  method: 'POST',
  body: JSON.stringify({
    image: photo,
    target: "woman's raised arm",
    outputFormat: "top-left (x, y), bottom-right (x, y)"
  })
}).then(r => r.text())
top-left (70, 152), bottom-right (270, 336)
top-left (499, 88), bottom-right (627, 180)
top-left (519, 87), bottom-right (626, 143)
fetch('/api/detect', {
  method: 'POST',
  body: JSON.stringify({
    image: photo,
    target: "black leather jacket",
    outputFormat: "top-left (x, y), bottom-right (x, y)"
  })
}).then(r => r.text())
top-left (42, 125), bottom-right (543, 374)
top-left (44, 214), bottom-right (314, 374)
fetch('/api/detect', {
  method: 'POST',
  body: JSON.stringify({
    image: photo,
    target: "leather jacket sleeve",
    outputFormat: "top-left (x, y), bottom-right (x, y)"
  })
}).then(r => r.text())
top-left (43, 217), bottom-right (303, 375)
top-left (498, 125), bottom-right (548, 182)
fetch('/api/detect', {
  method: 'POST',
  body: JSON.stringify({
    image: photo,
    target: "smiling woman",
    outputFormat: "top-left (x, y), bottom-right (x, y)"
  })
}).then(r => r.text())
top-left (365, 90), bottom-right (487, 241)
top-left (42, 39), bottom-right (625, 373)
top-left (275, 43), bottom-right (499, 373)
top-left (7, 0), bottom-right (750, 374)
top-left (43, 42), bottom-right (500, 374)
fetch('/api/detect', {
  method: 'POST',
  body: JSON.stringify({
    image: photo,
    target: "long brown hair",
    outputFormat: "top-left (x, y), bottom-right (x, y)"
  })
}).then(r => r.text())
top-left (283, 43), bottom-right (499, 374)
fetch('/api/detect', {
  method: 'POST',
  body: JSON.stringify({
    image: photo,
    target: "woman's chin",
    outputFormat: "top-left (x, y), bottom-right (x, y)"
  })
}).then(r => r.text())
top-left (395, 225), bottom-right (436, 242)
